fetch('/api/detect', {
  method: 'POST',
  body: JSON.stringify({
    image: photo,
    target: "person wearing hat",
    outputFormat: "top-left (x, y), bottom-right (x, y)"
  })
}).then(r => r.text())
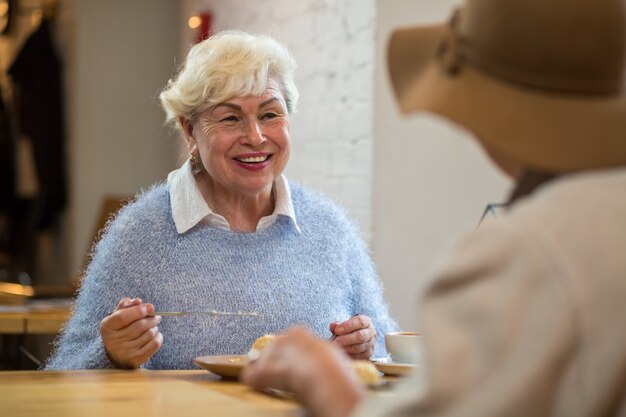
top-left (241, 0), bottom-right (626, 416)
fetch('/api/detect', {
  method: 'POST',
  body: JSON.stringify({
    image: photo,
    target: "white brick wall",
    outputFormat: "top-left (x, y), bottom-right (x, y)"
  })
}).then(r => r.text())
top-left (180, 0), bottom-right (376, 240)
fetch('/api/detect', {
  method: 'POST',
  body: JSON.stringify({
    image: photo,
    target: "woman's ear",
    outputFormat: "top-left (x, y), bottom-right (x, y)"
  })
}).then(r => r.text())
top-left (179, 116), bottom-right (196, 151)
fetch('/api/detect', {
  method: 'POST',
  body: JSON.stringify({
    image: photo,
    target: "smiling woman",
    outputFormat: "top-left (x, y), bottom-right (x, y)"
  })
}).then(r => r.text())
top-left (43, 30), bottom-right (398, 371)
top-left (178, 78), bottom-right (292, 232)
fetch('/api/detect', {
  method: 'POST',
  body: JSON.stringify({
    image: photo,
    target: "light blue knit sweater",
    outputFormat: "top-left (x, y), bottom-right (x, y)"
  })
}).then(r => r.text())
top-left (45, 181), bottom-right (398, 370)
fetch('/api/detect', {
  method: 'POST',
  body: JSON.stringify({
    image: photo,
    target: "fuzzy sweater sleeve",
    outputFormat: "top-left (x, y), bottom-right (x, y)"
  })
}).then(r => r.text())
top-left (44, 187), bottom-right (171, 369)
top-left (342, 216), bottom-right (399, 357)
top-left (44, 218), bottom-right (131, 368)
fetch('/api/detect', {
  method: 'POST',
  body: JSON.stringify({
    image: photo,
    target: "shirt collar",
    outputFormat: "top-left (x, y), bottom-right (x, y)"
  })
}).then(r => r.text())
top-left (270, 174), bottom-right (301, 233)
top-left (167, 159), bottom-right (300, 234)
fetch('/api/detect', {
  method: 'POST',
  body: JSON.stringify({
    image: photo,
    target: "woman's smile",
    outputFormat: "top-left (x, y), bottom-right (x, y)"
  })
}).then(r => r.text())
top-left (232, 152), bottom-right (273, 171)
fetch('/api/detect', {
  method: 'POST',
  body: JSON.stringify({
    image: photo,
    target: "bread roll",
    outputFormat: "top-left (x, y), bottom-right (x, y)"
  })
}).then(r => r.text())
top-left (251, 334), bottom-right (277, 351)
top-left (350, 360), bottom-right (381, 385)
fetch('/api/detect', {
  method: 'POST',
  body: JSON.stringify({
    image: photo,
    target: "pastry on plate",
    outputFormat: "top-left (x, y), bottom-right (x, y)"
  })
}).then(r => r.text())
top-left (251, 334), bottom-right (277, 351)
top-left (350, 360), bottom-right (381, 385)
top-left (248, 334), bottom-right (278, 361)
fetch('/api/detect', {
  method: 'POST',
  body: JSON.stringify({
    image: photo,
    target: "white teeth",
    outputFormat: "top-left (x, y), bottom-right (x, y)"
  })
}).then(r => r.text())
top-left (237, 155), bottom-right (268, 163)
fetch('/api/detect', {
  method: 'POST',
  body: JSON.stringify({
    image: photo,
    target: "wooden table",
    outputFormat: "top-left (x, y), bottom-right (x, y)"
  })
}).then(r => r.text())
top-left (0, 370), bottom-right (303, 416)
top-left (0, 301), bottom-right (73, 369)
top-left (0, 301), bottom-right (72, 334)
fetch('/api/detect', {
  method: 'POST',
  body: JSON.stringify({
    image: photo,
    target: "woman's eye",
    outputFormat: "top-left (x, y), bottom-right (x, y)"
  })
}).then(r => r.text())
top-left (261, 112), bottom-right (278, 120)
top-left (220, 116), bottom-right (239, 123)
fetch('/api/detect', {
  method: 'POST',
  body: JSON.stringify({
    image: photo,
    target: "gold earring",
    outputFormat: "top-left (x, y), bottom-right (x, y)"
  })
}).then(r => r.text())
top-left (190, 153), bottom-right (203, 174)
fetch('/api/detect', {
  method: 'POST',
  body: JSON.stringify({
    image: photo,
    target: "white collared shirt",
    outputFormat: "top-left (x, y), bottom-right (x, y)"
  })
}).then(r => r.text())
top-left (167, 159), bottom-right (301, 234)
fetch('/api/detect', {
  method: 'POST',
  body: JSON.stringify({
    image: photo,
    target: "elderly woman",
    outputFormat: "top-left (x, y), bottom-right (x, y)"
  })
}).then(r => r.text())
top-left (45, 31), bottom-right (397, 370)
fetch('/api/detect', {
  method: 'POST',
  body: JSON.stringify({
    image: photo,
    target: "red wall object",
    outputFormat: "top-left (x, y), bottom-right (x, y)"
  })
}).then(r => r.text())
top-left (196, 12), bottom-right (213, 43)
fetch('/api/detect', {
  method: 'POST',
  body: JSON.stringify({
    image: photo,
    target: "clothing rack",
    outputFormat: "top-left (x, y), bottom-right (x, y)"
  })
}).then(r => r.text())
top-left (0, 0), bottom-right (66, 285)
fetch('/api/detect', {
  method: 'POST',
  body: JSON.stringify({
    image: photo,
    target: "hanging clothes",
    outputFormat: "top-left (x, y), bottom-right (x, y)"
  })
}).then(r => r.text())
top-left (0, 88), bottom-right (15, 209)
top-left (8, 18), bottom-right (67, 229)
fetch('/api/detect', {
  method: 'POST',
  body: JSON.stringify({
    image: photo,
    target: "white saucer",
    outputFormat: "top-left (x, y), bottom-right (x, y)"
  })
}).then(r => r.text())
top-left (371, 357), bottom-right (417, 376)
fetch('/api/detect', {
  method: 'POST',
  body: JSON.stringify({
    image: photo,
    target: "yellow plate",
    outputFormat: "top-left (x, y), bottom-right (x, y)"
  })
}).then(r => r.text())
top-left (194, 355), bottom-right (249, 379)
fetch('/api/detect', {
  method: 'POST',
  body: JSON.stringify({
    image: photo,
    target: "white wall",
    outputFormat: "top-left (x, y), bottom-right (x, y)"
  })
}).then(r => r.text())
top-left (180, 0), bottom-right (376, 239)
top-left (69, 0), bottom-right (180, 276)
top-left (372, 0), bottom-right (511, 330)
top-left (66, 1), bottom-right (510, 334)
top-left (176, 1), bottom-right (510, 332)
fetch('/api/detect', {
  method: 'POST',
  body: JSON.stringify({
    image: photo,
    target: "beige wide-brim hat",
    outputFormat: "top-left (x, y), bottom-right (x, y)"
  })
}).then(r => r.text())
top-left (387, 0), bottom-right (626, 173)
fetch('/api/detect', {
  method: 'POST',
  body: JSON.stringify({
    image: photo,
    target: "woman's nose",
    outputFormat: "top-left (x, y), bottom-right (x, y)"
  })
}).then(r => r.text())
top-left (241, 118), bottom-right (266, 146)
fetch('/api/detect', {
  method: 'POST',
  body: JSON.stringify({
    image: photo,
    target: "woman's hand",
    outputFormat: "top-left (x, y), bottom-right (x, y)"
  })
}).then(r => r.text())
top-left (241, 327), bottom-right (364, 417)
top-left (99, 297), bottom-right (163, 369)
top-left (329, 314), bottom-right (377, 360)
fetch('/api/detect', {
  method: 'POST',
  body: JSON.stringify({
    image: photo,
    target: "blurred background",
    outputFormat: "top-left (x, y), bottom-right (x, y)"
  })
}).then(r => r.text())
top-left (0, 0), bottom-right (509, 368)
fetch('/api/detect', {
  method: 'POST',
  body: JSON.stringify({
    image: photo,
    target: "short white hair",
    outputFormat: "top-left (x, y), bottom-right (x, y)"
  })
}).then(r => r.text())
top-left (160, 30), bottom-right (299, 131)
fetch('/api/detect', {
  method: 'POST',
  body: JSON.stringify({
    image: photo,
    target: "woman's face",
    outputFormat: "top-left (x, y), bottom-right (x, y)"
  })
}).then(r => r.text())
top-left (183, 78), bottom-right (291, 198)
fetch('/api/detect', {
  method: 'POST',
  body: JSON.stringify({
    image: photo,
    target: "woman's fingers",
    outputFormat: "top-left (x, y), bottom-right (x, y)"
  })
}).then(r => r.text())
top-left (333, 315), bottom-right (370, 334)
top-left (120, 317), bottom-right (162, 347)
top-left (100, 299), bottom-right (162, 368)
top-left (335, 328), bottom-right (372, 346)
top-left (108, 327), bottom-right (163, 369)
top-left (343, 344), bottom-right (372, 360)
top-left (331, 315), bottom-right (377, 359)
top-left (101, 322), bottom-right (162, 368)
top-left (124, 328), bottom-right (164, 368)
top-left (103, 302), bottom-right (155, 331)
top-left (334, 336), bottom-right (371, 357)
top-left (114, 314), bottom-right (161, 341)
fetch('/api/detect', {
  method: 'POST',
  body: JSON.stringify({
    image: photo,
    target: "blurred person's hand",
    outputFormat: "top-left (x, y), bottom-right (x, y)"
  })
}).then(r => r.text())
top-left (330, 314), bottom-right (377, 359)
top-left (241, 327), bottom-right (365, 417)
top-left (100, 297), bottom-right (163, 369)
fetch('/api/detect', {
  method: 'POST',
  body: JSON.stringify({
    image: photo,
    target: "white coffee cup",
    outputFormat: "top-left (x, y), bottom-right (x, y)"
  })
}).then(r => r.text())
top-left (384, 331), bottom-right (422, 364)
